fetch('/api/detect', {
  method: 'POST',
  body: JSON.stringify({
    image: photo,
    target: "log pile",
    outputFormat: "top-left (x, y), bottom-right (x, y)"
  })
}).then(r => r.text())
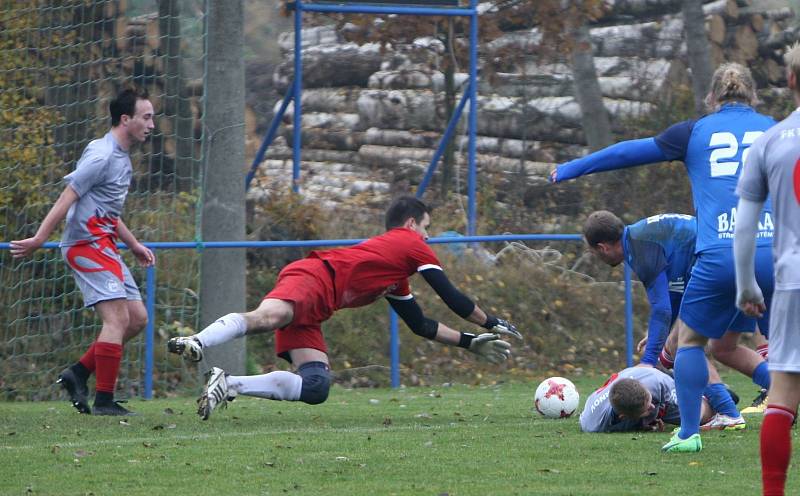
top-left (250, 0), bottom-right (798, 210)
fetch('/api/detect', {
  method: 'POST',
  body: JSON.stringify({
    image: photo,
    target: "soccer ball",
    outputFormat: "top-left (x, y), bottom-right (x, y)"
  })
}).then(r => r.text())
top-left (534, 376), bottom-right (579, 419)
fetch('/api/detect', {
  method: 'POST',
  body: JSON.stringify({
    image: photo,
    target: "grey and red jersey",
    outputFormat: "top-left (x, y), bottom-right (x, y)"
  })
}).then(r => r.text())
top-left (579, 367), bottom-right (679, 433)
top-left (61, 132), bottom-right (132, 247)
top-left (737, 109), bottom-right (800, 291)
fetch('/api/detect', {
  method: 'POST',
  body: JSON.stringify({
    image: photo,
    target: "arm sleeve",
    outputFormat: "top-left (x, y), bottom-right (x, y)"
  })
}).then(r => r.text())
top-left (420, 267), bottom-right (476, 318)
top-left (736, 132), bottom-right (769, 203)
top-left (733, 197), bottom-right (765, 291)
top-left (653, 120), bottom-right (695, 161)
top-left (64, 151), bottom-right (106, 197)
top-left (554, 138), bottom-right (667, 183)
top-left (641, 271), bottom-right (673, 366)
top-left (387, 297), bottom-right (438, 339)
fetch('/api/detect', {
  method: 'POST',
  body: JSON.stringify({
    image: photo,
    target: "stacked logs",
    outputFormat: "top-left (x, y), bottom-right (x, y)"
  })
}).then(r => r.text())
top-left (251, 0), bottom-right (797, 207)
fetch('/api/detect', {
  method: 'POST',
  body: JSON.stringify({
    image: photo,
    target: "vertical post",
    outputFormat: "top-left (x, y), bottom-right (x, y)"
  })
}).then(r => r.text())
top-left (144, 263), bottom-right (156, 399)
top-left (293, 0), bottom-right (303, 193)
top-left (467, 0), bottom-right (478, 236)
top-left (624, 262), bottom-right (634, 367)
top-left (390, 308), bottom-right (400, 388)
top-left (201, 0), bottom-right (247, 374)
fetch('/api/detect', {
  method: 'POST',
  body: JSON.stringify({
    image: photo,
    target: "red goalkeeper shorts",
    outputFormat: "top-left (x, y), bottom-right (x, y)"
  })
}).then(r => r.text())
top-left (264, 258), bottom-right (336, 360)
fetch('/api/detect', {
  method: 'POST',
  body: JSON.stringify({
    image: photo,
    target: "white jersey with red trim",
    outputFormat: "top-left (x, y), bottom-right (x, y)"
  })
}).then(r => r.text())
top-left (61, 132), bottom-right (132, 247)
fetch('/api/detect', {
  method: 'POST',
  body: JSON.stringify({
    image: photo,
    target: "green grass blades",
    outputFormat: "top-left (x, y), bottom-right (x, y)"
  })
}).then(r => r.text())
top-left (0, 375), bottom-right (791, 496)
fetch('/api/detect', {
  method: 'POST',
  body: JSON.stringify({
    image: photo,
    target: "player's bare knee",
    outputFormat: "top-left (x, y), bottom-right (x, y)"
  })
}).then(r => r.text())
top-left (709, 341), bottom-right (734, 362)
top-left (106, 313), bottom-right (130, 333)
top-left (129, 308), bottom-right (148, 332)
top-left (248, 304), bottom-right (292, 332)
top-left (298, 361), bottom-right (330, 405)
top-left (126, 313), bottom-right (147, 340)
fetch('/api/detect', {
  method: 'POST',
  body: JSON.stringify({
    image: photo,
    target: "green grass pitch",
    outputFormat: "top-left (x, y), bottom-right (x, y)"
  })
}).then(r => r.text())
top-left (0, 372), bottom-right (794, 495)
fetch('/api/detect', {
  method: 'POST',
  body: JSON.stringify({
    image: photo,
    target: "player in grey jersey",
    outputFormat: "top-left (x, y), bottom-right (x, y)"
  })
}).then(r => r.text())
top-left (580, 367), bottom-right (717, 433)
top-left (734, 43), bottom-right (800, 496)
top-left (10, 88), bottom-right (155, 416)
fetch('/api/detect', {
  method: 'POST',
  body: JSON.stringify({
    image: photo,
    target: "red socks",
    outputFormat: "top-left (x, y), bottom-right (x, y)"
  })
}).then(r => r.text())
top-left (78, 342), bottom-right (97, 372)
top-left (757, 344), bottom-right (769, 360)
top-left (659, 348), bottom-right (675, 369)
top-left (761, 404), bottom-right (795, 496)
top-left (94, 342), bottom-right (123, 394)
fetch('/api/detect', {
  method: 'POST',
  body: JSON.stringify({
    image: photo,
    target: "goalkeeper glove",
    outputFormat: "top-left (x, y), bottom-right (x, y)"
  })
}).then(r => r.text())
top-left (461, 332), bottom-right (512, 364)
top-left (483, 315), bottom-right (522, 340)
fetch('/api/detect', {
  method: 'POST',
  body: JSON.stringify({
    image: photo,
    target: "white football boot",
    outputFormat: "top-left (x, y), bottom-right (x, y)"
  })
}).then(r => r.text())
top-left (197, 367), bottom-right (235, 420)
top-left (167, 336), bottom-right (204, 362)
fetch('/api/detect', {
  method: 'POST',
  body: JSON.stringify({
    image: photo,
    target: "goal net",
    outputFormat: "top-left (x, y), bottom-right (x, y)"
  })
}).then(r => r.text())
top-left (0, 0), bottom-right (206, 400)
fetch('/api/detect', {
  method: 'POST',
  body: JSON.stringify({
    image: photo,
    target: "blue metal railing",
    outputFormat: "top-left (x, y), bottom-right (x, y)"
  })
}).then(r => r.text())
top-left (250, 0), bottom-right (482, 233)
top-left (1, 234), bottom-right (635, 397)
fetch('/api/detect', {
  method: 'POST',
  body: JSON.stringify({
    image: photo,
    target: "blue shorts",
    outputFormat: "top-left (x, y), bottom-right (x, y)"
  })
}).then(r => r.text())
top-left (679, 246), bottom-right (773, 339)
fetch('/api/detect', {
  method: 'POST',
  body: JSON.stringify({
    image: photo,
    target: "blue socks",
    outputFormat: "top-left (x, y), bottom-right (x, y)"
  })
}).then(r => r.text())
top-left (703, 383), bottom-right (739, 418)
top-left (752, 361), bottom-right (771, 390)
top-left (675, 346), bottom-right (707, 439)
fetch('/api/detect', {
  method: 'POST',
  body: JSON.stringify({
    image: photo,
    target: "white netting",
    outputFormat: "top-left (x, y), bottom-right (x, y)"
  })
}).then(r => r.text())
top-left (0, 0), bottom-right (206, 399)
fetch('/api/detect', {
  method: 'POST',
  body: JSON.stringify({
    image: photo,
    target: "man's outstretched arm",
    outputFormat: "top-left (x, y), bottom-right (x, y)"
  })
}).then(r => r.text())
top-left (387, 296), bottom-right (513, 364)
top-left (419, 268), bottom-right (521, 339)
top-left (551, 138), bottom-right (667, 183)
top-left (10, 185), bottom-right (79, 258)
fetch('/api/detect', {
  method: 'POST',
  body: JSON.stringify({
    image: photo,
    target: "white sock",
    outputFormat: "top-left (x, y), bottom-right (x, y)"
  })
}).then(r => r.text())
top-left (227, 371), bottom-right (302, 401)
top-left (195, 313), bottom-right (247, 348)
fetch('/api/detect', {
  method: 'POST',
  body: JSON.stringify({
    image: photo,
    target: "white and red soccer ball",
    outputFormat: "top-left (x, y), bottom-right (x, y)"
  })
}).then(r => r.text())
top-left (534, 376), bottom-right (580, 419)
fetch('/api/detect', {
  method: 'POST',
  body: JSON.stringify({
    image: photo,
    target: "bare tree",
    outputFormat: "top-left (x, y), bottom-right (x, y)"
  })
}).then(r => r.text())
top-left (682, 0), bottom-right (713, 115)
top-left (568, 21), bottom-right (612, 150)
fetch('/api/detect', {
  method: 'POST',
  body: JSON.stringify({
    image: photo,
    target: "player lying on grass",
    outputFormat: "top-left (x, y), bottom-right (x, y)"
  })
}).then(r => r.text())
top-left (168, 196), bottom-right (521, 419)
top-left (580, 366), bottom-right (721, 433)
top-left (734, 41), bottom-right (800, 496)
top-left (556, 64), bottom-right (779, 451)
top-left (584, 211), bottom-right (770, 416)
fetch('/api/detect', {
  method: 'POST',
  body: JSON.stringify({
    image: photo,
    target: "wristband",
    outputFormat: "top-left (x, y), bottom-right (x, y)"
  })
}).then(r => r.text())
top-left (482, 315), bottom-right (499, 330)
top-left (458, 332), bottom-right (476, 349)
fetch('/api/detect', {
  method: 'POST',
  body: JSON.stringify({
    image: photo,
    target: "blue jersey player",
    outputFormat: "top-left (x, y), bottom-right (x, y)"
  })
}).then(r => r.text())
top-left (553, 63), bottom-right (775, 452)
top-left (583, 210), bottom-right (744, 431)
top-left (583, 210), bottom-right (770, 409)
top-left (583, 212), bottom-right (696, 366)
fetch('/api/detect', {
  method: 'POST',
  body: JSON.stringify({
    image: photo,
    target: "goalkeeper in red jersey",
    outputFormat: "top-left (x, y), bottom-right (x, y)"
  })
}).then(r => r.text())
top-left (168, 196), bottom-right (522, 420)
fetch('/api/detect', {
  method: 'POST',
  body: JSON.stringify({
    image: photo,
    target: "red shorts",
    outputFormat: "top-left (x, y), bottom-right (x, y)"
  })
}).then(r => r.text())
top-left (265, 258), bottom-right (336, 360)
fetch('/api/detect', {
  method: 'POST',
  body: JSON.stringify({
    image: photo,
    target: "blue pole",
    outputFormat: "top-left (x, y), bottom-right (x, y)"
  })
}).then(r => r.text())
top-left (293, 0), bottom-right (303, 193)
top-left (416, 84), bottom-right (471, 198)
top-left (467, 0), bottom-right (478, 236)
top-left (390, 308), bottom-right (400, 388)
top-left (144, 263), bottom-right (156, 399)
top-left (0, 234), bottom-right (585, 252)
top-left (624, 262), bottom-right (634, 367)
top-left (245, 86), bottom-right (295, 190)
top-left (300, 4), bottom-right (474, 16)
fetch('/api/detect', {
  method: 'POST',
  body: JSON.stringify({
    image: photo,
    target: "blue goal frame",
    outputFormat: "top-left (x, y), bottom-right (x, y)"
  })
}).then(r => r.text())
top-left (246, 0), bottom-right (482, 236)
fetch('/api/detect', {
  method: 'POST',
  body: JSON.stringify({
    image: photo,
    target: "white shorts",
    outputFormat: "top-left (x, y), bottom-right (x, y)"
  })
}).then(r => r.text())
top-left (767, 289), bottom-right (800, 373)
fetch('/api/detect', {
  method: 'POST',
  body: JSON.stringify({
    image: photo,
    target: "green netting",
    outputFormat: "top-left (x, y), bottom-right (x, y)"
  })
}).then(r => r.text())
top-left (0, 0), bottom-right (207, 400)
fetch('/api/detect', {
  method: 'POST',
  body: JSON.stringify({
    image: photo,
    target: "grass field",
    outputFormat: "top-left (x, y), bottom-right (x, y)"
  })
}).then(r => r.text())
top-left (0, 372), bottom-right (793, 496)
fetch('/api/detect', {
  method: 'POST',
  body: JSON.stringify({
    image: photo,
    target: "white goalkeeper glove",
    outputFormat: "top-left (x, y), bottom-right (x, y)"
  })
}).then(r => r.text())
top-left (482, 315), bottom-right (522, 340)
top-left (467, 333), bottom-right (512, 364)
